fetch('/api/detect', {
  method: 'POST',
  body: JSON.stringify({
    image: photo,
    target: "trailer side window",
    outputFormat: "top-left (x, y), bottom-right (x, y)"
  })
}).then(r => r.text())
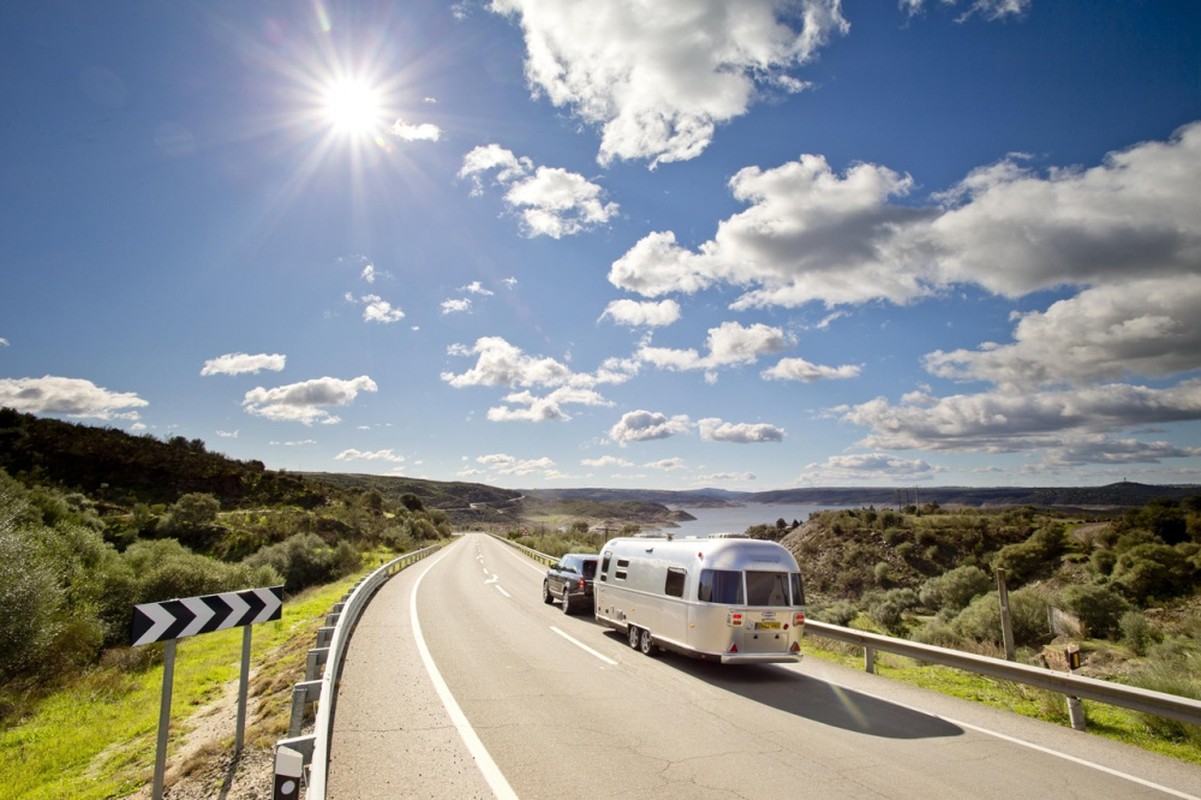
top-left (790, 573), bottom-right (806, 606)
top-left (600, 553), bottom-right (611, 582)
top-left (746, 571), bottom-right (790, 606)
top-left (698, 569), bottom-right (743, 604)
top-left (664, 567), bottom-right (686, 598)
top-left (615, 558), bottom-right (629, 581)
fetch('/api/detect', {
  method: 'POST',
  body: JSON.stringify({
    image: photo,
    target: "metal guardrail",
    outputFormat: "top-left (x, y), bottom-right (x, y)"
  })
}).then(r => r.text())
top-left (492, 534), bottom-right (1201, 730)
top-left (804, 619), bottom-right (1201, 728)
top-left (273, 544), bottom-right (441, 800)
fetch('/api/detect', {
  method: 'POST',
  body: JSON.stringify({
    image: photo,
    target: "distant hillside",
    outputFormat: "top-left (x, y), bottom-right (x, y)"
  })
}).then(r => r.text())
top-left (747, 484), bottom-right (1201, 509)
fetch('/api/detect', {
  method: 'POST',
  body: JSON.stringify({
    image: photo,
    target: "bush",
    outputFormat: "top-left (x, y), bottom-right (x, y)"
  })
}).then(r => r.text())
top-left (1111, 543), bottom-right (1195, 602)
top-left (244, 533), bottom-right (359, 592)
top-left (808, 600), bottom-right (858, 627)
top-left (0, 528), bottom-right (63, 679)
top-left (866, 588), bottom-right (920, 634)
top-left (951, 587), bottom-right (1051, 648)
top-left (1056, 584), bottom-right (1130, 639)
top-left (919, 565), bottom-right (992, 614)
top-left (1119, 610), bottom-right (1161, 656)
top-left (125, 539), bottom-right (282, 604)
top-left (991, 525), bottom-right (1067, 585)
top-left (1126, 644), bottom-right (1201, 745)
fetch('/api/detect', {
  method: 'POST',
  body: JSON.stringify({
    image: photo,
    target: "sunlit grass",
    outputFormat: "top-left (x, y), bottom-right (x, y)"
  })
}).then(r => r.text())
top-left (803, 635), bottom-right (1201, 766)
top-left (0, 571), bottom-right (366, 799)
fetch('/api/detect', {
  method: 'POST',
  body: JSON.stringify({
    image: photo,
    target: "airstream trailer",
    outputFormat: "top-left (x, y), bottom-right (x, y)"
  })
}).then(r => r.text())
top-left (594, 534), bottom-right (806, 664)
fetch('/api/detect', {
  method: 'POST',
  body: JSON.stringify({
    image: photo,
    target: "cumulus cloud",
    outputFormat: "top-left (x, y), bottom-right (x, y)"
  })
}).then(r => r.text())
top-left (637, 321), bottom-right (793, 378)
top-left (841, 381), bottom-right (1201, 454)
top-left (442, 337), bottom-right (574, 389)
top-left (762, 356), bottom-right (861, 382)
top-left (902, 0), bottom-right (1031, 21)
top-left (698, 418), bottom-right (785, 443)
top-left (489, 0), bottom-right (848, 166)
top-left (609, 409), bottom-right (691, 446)
top-left (201, 352), bottom-right (287, 376)
top-left (801, 452), bottom-right (943, 482)
top-left (0, 375), bottom-right (147, 421)
top-left (599, 298), bottom-right (681, 328)
top-left (335, 448), bottom-right (406, 463)
top-left (645, 457), bottom-right (687, 471)
top-left (390, 119), bottom-right (442, 141)
top-left (486, 386), bottom-right (612, 422)
top-left (441, 298), bottom-right (472, 315)
top-left (360, 294), bottom-right (405, 324)
top-left (473, 452), bottom-right (558, 476)
top-left (459, 144), bottom-right (618, 238)
top-left (243, 375), bottom-right (378, 425)
top-left (581, 455), bottom-right (634, 468)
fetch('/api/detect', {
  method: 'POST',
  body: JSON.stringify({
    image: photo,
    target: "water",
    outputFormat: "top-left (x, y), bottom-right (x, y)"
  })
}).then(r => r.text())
top-left (659, 503), bottom-right (851, 538)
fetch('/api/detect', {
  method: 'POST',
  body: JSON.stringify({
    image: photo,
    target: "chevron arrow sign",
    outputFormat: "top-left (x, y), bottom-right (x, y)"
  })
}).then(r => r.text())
top-left (131, 585), bottom-right (284, 646)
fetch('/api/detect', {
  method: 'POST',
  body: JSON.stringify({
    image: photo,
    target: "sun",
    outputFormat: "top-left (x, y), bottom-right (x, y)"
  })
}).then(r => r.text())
top-left (321, 77), bottom-right (385, 136)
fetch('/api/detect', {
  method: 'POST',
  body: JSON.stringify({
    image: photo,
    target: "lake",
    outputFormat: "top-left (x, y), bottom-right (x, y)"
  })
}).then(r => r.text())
top-left (658, 503), bottom-right (852, 537)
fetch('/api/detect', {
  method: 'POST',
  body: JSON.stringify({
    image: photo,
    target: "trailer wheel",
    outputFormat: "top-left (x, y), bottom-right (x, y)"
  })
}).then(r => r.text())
top-left (628, 626), bottom-right (640, 649)
top-left (542, 581), bottom-right (554, 604)
top-left (561, 588), bottom-right (573, 615)
top-left (639, 628), bottom-right (658, 657)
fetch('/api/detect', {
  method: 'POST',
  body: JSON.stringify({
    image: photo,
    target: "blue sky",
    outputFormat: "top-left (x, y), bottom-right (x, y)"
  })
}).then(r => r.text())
top-left (2, 0), bottom-right (1200, 491)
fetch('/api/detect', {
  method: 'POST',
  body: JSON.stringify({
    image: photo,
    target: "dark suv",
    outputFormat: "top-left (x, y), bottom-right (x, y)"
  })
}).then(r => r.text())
top-left (542, 553), bottom-right (598, 615)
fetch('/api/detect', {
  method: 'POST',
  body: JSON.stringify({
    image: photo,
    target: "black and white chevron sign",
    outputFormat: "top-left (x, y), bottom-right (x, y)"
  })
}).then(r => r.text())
top-left (131, 585), bottom-right (284, 646)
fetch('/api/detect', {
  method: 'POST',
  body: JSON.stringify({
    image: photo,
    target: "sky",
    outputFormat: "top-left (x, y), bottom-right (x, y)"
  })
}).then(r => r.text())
top-left (2, 1), bottom-right (1200, 492)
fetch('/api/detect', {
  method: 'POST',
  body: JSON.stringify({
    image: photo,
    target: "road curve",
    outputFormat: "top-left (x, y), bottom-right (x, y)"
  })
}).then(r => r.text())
top-left (326, 533), bottom-right (1201, 799)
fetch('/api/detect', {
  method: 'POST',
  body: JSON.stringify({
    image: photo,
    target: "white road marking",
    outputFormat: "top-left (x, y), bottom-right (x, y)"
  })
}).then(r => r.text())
top-left (834, 679), bottom-right (1199, 800)
top-left (411, 548), bottom-right (518, 800)
top-left (550, 625), bottom-right (618, 666)
top-left (494, 585), bottom-right (512, 598)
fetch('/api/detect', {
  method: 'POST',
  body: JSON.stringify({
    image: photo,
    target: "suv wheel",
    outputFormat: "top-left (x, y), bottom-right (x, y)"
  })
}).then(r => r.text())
top-left (542, 581), bottom-right (554, 604)
top-left (561, 588), bottom-right (573, 615)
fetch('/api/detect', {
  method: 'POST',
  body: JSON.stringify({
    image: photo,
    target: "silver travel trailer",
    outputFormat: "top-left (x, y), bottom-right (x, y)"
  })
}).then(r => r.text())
top-left (594, 534), bottom-right (806, 664)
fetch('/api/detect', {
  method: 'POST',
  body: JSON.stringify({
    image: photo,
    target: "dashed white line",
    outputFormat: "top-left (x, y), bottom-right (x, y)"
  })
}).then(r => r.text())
top-left (550, 625), bottom-right (618, 666)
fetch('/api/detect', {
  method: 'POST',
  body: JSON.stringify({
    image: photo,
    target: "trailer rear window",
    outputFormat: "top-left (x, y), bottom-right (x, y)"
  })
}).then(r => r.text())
top-left (791, 573), bottom-right (806, 606)
top-left (698, 569), bottom-right (743, 604)
top-left (746, 571), bottom-right (791, 606)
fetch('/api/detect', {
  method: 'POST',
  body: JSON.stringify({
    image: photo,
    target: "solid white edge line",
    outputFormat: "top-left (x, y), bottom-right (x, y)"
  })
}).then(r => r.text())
top-left (836, 680), bottom-right (1199, 800)
top-left (411, 546), bottom-right (518, 800)
top-left (550, 625), bottom-right (618, 666)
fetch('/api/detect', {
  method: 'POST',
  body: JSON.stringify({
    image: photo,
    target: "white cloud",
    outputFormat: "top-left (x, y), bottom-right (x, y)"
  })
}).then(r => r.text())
top-left (335, 448), bottom-right (406, 463)
top-left (460, 281), bottom-right (495, 296)
top-left (361, 294), bottom-right (405, 324)
top-left (442, 336), bottom-right (573, 389)
top-left (486, 386), bottom-right (612, 422)
top-left (201, 352), bottom-right (287, 376)
top-left (361, 262), bottom-right (377, 283)
top-left (609, 409), bottom-right (691, 446)
top-left (903, 0), bottom-right (1032, 21)
top-left (599, 298), bottom-right (681, 328)
top-left (460, 145), bottom-right (618, 238)
top-left (216, 429), bottom-right (238, 438)
top-left (923, 276), bottom-right (1201, 388)
top-left (390, 119), bottom-right (442, 141)
top-left (474, 452), bottom-right (557, 476)
top-left (489, 0), bottom-right (848, 166)
top-left (243, 375), bottom-right (378, 425)
top-left (801, 452), bottom-right (943, 482)
top-left (698, 417), bottom-right (785, 443)
top-left (0, 338), bottom-right (9, 347)
top-left (638, 321), bottom-right (793, 375)
top-left (0, 375), bottom-right (147, 421)
top-left (762, 356), bottom-right (861, 382)
top-left (842, 381), bottom-right (1201, 454)
top-left (645, 457), bottom-right (687, 471)
top-left (581, 455), bottom-right (634, 468)
top-left (442, 298), bottom-right (472, 315)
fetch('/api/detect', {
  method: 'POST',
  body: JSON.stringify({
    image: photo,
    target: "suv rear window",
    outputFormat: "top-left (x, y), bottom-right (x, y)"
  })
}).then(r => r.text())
top-left (581, 559), bottom-right (597, 578)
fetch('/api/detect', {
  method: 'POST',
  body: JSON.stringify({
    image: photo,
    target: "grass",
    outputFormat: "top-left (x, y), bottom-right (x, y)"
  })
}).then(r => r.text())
top-left (0, 571), bottom-right (365, 800)
top-left (803, 634), bottom-right (1201, 766)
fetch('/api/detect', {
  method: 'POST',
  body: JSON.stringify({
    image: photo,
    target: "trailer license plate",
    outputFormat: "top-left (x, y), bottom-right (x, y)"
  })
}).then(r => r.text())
top-left (756, 621), bottom-right (781, 630)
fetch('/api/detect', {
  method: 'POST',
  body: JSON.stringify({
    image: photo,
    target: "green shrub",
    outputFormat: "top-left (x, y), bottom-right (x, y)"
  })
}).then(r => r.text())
top-left (0, 529), bottom-right (63, 679)
top-left (1056, 583), bottom-right (1131, 639)
top-left (1126, 643), bottom-right (1201, 745)
top-left (991, 525), bottom-right (1067, 585)
top-left (1111, 543), bottom-right (1194, 602)
top-left (951, 587), bottom-right (1051, 648)
top-left (244, 533), bottom-right (359, 592)
top-left (808, 599), bottom-right (858, 627)
top-left (866, 588), bottom-right (920, 634)
top-left (919, 565), bottom-right (992, 614)
top-left (1119, 610), bottom-right (1161, 656)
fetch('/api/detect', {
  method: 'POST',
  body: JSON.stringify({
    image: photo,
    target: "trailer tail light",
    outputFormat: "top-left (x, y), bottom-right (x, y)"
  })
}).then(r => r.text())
top-left (794, 613), bottom-right (806, 627)
top-left (728, 612), bottom-right (743, 626)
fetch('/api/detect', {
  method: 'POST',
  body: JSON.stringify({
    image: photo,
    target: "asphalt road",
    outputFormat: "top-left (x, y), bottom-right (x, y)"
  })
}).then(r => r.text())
top-left (325, 533), bottom-right (1201, 799)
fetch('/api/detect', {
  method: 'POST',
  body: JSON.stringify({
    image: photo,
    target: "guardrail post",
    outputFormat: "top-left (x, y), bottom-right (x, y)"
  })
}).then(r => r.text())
top-left (864, 645), bottom-right (875, 674)
top-left (288, 680), bottom-right (323, 738)
top-left (315, 626), bottom-right (336, 648)
top-left (305, 647), bottom-right (329, 682)
top-left (1066, 645), bottom-right (1086, 730)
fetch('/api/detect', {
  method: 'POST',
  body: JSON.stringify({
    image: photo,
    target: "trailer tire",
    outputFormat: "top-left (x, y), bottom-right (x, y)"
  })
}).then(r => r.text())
top-left (543, 581), bottom-right (554, 604)
top-left (628, 626), bottom-right (640, 649)
top-left (639, 628), bottom-right (658, 657)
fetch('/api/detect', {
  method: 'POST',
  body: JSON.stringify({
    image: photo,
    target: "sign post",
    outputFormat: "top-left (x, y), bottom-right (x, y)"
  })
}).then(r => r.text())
top-left (132, 585), bottom-right (284, 800)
